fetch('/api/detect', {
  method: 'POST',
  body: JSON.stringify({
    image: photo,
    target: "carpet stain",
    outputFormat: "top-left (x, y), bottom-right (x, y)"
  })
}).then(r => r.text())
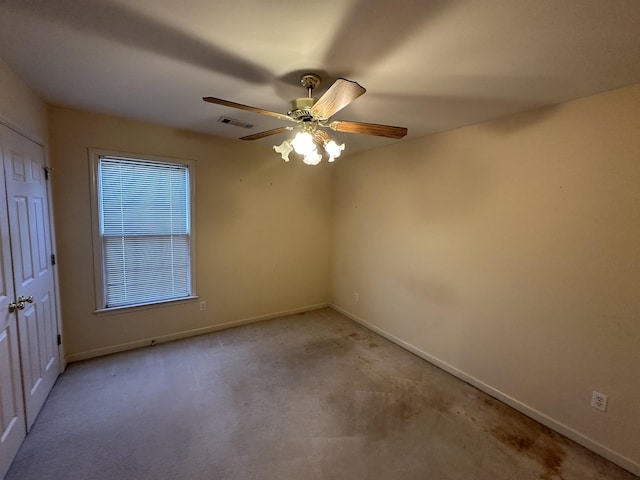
top-left (462, 389), bottom-right (569, 479)
top-left (345, 343), bottom-right (569, 480)
top-left (491, 425), bottom-right (566, 480)
top-left (394, 397), bottom-right (424, 421)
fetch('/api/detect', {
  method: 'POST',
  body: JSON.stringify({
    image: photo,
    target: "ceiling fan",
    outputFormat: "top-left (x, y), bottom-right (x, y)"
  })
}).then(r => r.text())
top-left (203, 73), bottom-right (407, 165)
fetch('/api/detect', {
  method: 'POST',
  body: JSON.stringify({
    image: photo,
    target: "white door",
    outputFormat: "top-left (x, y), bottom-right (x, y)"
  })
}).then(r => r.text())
top-left (1, 125), bottom-right (59, 431)
top-left (0, 130), bottom-right (26, 480)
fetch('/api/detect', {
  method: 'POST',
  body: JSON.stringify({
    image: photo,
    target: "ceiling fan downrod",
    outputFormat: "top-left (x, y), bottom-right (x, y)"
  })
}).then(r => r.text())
top-left (300, 73), bottom-right (321, 98)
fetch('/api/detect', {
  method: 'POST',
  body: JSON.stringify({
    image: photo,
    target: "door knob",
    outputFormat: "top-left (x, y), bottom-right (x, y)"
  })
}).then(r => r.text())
top-left (8, 296), bottom-right (33, 313)
top-left (8, 301), bottom-right (25, 313)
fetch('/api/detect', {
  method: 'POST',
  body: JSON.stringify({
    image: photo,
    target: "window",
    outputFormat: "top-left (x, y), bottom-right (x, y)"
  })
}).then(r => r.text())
top-left (90, 150), bottom-right (195, 310)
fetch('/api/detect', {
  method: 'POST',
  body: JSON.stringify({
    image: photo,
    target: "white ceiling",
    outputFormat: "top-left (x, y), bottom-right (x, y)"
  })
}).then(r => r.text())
top-left (1, 0), bottom-right (640, 154)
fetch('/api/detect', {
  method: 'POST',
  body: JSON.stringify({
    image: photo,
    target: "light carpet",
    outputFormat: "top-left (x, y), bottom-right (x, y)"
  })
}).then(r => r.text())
top-left (6, 308), bottom-right (637, 479)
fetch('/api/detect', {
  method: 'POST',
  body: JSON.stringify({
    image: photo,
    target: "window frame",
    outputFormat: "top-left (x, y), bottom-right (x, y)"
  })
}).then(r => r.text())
top-left (89, 148), bottom-right (197, 313)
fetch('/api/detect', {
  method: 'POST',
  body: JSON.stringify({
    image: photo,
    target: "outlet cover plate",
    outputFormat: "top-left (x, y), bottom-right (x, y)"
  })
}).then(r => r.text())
top-left (591, 391), bottom-right (608, 411)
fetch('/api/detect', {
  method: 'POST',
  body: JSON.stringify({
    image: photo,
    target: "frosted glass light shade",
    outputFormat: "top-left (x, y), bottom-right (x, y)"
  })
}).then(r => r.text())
top-left (303, 151), bottom-right (322, 165)
top-left (273, 139), bottom-right (293, 161)
top-left (324, 140), bottom-right (345, 162)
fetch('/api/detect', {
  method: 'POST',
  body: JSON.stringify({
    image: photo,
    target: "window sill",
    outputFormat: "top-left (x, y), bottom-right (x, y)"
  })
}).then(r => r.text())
top-left (94, 296), bottom-right (199, 316)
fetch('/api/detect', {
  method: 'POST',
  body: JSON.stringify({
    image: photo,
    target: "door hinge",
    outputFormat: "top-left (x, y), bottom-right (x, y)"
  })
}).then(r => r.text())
top-left (51, 254), bottom-right (56, 265)
top-left (57, 334), bottom-right (62, 346)
top-left (44, 167), bottom-right (49, 180)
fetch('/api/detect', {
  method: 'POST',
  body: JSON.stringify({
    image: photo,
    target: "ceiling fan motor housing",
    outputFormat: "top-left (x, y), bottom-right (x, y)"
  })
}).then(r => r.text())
top-left (288, 97), bottom-right (317, 121)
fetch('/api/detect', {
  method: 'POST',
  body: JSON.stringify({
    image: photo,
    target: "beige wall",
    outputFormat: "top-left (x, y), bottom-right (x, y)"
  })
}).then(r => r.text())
top-left (331, 84), bottom-right (640, 471)
top-left (48, 106), bottom-right (332, 359)
top-left (0, 57), bottom-right (47, 143)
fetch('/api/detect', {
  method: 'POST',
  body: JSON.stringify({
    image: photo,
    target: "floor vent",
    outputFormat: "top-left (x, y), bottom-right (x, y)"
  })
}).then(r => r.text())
top-left (217, 116), bottom-right (254, 129)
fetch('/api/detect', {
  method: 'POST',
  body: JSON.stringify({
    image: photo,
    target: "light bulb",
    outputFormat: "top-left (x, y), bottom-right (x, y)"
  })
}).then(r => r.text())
top-left (324, 140), bottom-right (345, 162)
top-left (273, 139), bottom-right (293, 161)
top-left (291, 131), bottom-right (316, 156)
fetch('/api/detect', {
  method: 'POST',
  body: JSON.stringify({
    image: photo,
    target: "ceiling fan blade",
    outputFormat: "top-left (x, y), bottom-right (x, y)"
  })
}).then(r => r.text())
top-left (240, 126), bottom-right (293, 141)
top-left (203, 97), bottom-right (294, 122)
top-left (310, 78), bottom-right (366, 119)
top-left (328, 120), bottom-right (407, 139)
top-left (314, 130), bottom-right (331, 145)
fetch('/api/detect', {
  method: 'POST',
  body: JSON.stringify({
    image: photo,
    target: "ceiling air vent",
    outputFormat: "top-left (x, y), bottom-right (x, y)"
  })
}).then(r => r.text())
top-left (217, 116), bottom-right (254, 129)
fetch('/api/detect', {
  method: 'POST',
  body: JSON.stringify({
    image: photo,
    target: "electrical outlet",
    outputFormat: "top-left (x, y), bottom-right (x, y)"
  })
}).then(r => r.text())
top-left (591, 391), bottom-right (608, 412)
top-left (199, 301), bottom-right (207, 311)
top-left (354, 292), bottom-right (359, 302)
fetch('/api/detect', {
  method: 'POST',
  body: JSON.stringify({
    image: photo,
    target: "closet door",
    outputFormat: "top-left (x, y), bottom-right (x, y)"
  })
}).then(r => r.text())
top-left (1, 125), bottom-right (59, 430)
top-left (0, 129), bottom-right (26, 480)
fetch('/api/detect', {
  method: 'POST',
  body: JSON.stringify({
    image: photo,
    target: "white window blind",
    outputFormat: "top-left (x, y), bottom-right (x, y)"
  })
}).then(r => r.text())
top-left (98, 156), bottom-right (191, 308)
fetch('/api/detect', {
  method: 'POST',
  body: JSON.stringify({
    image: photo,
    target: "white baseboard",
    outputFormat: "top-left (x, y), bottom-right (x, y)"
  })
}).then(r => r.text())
top-left (330, 304), bottom-right (640, 477)
top-left (66, 303), bottom-right (328, 363)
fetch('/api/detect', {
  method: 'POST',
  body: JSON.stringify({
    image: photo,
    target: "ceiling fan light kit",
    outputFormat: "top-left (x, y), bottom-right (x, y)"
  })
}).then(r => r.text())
top-left (203, 73), bottom-right (407, 165)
